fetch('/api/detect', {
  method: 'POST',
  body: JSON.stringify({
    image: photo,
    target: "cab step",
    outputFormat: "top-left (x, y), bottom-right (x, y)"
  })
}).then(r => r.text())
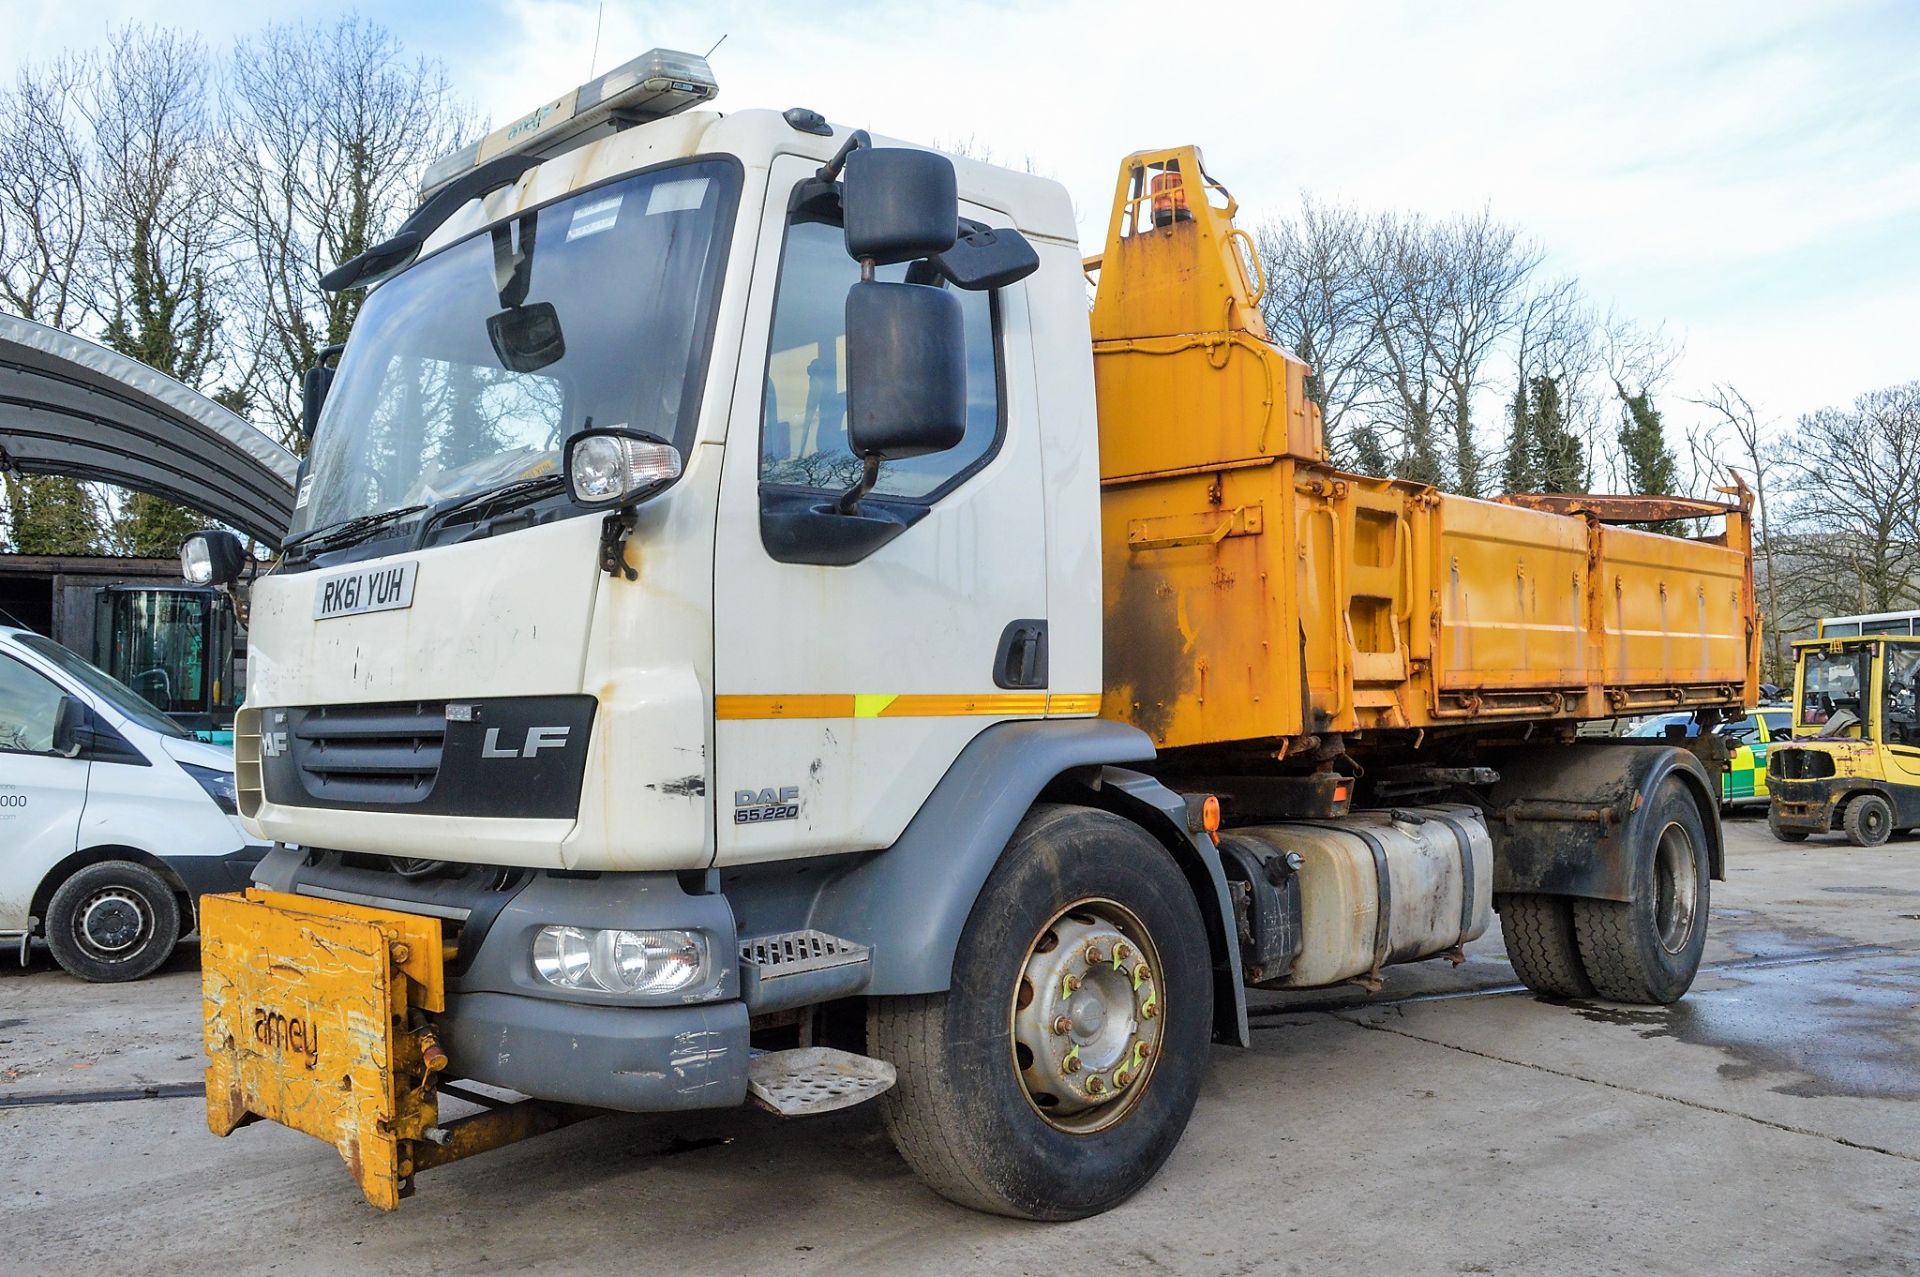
top-left (747, 1047), bottom-right (896, 1118)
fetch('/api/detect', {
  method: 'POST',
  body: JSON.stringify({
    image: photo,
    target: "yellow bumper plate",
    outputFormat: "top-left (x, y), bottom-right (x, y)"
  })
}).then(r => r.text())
top-left (201, 889), bottom-right (445, 1210)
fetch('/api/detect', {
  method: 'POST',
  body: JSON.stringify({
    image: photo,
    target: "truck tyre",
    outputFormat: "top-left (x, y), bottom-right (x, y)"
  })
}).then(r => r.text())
top-left (1842, 793), bottom-right (1893, 847)
top-left (869, 805), bottom-right (1212, 1220)
top-left (43, 860), bottom-right (182, 983)
top-left (1497, 894), bottom-right (1594, 998)
top-left (1766, 805), bottom-right (1809, 843)
top-left (1571, 777), bottom-right (1710, 1004)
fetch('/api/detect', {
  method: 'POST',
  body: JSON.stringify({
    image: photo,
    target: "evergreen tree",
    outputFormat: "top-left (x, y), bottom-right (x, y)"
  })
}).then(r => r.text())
top-left (2, 474), bottom-right (102, 553)
top-left (1616, 385), bottom-right (1682, 534)
top-left (1530, 375), bottom-right (1586, 493)
top-left (1349, 423), bottom-right (1392, 477)
top-left (1503, 379), bottom-right (1535, 492)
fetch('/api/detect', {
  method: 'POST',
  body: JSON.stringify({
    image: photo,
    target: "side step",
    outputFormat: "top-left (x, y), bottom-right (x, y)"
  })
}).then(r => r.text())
top-left (738, 929), bottom-right (872, 1013)
top-left (747, 1047), bottom-right (896, 1118)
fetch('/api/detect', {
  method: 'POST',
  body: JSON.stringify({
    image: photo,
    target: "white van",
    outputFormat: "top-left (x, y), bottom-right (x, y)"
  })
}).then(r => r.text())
top-left (0, 624), bottom-right (266, 981)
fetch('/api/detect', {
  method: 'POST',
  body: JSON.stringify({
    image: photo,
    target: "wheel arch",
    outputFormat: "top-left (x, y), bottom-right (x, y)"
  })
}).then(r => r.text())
top-left (1487, 743), bottom-right (1725, 904)
top-left (785, 719), bottom-right (1247, 1044)
top-left (30, 844), bottom-right (193, 934)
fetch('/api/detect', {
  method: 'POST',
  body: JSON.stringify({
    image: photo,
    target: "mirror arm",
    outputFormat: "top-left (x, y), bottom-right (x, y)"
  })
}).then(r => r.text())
top-left (834, 455), bottom-right (882, 516)
top-left (816, 129), bottom-right (871, 182)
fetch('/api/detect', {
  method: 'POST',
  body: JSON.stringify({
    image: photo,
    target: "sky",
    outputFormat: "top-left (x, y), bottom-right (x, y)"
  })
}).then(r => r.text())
top-left (15, 0), bottom-right (1920, 442)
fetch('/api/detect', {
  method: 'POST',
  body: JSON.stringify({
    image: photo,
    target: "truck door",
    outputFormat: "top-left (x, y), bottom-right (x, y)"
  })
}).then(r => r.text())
top-left (1878, 644), bottom-right (1920, 791)
top-left (710, 154), bottom-right (1048, 864)
top-left (0, 652), bottom-right (88, 932)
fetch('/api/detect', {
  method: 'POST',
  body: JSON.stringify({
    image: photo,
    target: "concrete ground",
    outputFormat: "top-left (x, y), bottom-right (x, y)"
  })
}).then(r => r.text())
top-left (3, 813), bottom-right (1917, 1275)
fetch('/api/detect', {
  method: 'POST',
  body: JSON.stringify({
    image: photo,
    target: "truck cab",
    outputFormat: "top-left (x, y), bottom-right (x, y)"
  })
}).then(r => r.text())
top-left (1769, 635), bottom-right (1920, 845)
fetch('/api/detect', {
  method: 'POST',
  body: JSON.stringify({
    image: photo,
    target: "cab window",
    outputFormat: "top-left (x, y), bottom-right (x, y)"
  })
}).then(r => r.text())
top-left (759, 218), bottom-right (1002, 501)
top-left (0, 655), bottom-right (64, 755)
top-left (1760, 709), bottom-right (1792, 738)
top-left (1884, 647), bottom-right (1920, 745)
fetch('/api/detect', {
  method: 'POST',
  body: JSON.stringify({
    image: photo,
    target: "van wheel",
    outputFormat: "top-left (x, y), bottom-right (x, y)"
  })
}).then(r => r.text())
top-left (1497, 894), bottom-right (1594, 998)
top-left (1572, 777), bottom-right (1710, 1004)
top-left (1843, 794), bottom-right (1893, 847)
top-left (44, 861), bottom-right (182, 983)
top-left (868, 805), bottom-right (1212, 1220)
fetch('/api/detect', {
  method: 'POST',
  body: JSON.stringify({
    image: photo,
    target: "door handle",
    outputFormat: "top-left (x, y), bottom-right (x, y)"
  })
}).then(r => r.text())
top-left (994, 619), bottom-right (1049, 690)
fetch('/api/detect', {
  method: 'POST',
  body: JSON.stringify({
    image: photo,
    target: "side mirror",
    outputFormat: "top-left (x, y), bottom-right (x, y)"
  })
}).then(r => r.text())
top-left (845, 280), bottom-right (966, 464)
top-left (931, 225), bottom-right (1040, 291)
top-left (51, 695), bottom-right (86, 758)
top-left (842, 148), bottom-right (958, 266)
top-left (181, 530), bottom-right (248, 587)
top-left (300, 365), bottom-right (334, 440)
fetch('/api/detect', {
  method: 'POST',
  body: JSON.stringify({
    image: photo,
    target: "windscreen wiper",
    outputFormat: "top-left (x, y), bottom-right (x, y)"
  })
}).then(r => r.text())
top-left (415, 473), bottom-right (567, 547)
top-left (282, 504), bottom-right (430, 558)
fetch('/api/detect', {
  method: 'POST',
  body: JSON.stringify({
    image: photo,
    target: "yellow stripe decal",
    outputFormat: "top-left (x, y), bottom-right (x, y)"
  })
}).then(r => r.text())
top-left (714, 693), bottom-right (1101, 720)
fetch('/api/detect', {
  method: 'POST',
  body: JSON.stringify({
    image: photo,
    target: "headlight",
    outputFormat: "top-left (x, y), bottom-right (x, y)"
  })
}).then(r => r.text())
top-left (179, 529), bottom-right (246, 585)
top-left (180, 536), bottom-right (214, 584)
top-left (565, 428), bottom-right (682, 507)
top-left (532, 925), bottom-right (711, 996)
top-left (181, 762), bottom-right (239, 814)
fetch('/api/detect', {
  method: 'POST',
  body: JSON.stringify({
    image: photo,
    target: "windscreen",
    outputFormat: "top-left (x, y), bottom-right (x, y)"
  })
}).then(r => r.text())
top-left (290, 158), bottom-right (739, 540)
top-left (17, 632), bottom-right (187, 738)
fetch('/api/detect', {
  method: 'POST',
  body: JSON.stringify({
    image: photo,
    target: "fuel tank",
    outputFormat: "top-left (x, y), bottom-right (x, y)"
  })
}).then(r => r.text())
top-left (1231, 805), bottom-right (1491, 989)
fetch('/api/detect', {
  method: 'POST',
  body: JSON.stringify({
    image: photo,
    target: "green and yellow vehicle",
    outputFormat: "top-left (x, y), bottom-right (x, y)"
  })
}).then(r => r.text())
top-left (1767, 634), bottom-right (1920, 846)
top-left (1628, 707), bottom-right (1793, 808)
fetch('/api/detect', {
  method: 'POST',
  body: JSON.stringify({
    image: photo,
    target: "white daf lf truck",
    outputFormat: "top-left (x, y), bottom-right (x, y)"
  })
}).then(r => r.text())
top-left (0, 625), bottom-right (263, 980)
top-left (186, 49), bottom-right (1753, 1218)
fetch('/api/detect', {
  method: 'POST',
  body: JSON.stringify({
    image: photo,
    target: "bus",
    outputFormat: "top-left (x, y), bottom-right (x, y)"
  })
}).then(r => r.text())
top-left (1819, 610), bottom-right (1920, 638)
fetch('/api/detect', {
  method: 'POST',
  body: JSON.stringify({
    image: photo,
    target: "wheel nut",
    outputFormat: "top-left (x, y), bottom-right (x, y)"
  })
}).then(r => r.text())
top-left (1085, 943), bottom-right (1107, 965)
top-left (1114, 1068), bottom-right (1132, 1088)
top-left (1051, 1015), bottom-right (1072, 1036)
top-left (1113, 943), bottom-right (1130, 965)
top-left (1138, 1041), bottom-right (1154, 1059)
top-left (1086, 1075), bottom-right (1106, 1095)
top-left (1064, 1054), bottom-right (1082, 1074)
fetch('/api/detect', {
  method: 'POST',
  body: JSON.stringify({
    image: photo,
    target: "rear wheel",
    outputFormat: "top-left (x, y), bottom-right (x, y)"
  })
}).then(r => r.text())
top-left (869, 805), bottom-right (1212, 1220)
top-left (1767, 805), bottom-right (1810, 842)
top-left (1498, 894), bottom-right (1594, 998)
top-left (44, 860), bottom-right (182, 983)
top-left (1573, 777), bottom-right (1711, 1004)
top-left (1843, 793), bottom-right (1894, 847)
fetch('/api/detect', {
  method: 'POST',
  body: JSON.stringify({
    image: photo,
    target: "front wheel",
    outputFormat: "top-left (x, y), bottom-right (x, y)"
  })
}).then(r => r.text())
top-left (869, 805), bottom-right (1213, 1220)
top-left (1572, 777), bottom-right (1711, 1004)
top-left (1843, 793), bottom-right (1894, 847)
top-left (43, 860), bottom-right (182, 983)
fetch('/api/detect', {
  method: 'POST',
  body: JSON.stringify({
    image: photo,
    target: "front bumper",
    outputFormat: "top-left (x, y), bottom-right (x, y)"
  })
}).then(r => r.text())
top-left (439, 992), bottom-right (749, 1111)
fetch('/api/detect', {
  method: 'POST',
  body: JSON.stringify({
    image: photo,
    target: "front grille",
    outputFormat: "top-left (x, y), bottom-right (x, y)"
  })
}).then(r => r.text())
top-left (295, 701), bottom-right (445, 805)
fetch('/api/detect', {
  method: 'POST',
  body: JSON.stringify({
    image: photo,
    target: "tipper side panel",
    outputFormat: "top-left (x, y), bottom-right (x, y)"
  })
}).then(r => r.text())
top-left (1090, 147), bottom-right (1758, 752)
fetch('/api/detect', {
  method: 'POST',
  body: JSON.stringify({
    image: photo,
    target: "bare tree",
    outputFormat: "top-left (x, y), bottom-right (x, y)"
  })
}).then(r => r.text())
top-left (1692, 385), bottom-right (1789, 678)
top-left (0, 52), bottom-right (95, 328)
top-left (1775, 383), bottom-right (1920, 615)
top-left (224, 17), bottom-right (470, 445)
top-left (1425, 208), bottom-right (1539, 497)
top-left (85, 25), bottom-right (232, 554)
top-left (1254, 197), bottom-right (1374, 462)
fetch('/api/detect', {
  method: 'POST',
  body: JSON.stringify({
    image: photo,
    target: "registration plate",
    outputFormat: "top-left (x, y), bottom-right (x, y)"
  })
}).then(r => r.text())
top-left (313, 560), bottom-right (417, 620)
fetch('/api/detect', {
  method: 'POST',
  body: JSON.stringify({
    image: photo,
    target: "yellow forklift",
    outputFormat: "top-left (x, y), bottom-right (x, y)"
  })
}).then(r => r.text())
top-left (1767, 634), bottom-right (1920, 845)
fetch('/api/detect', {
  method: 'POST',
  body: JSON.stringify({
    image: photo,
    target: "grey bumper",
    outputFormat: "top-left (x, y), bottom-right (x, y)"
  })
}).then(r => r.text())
top-left (439, 991), bottom-right (750, 1113)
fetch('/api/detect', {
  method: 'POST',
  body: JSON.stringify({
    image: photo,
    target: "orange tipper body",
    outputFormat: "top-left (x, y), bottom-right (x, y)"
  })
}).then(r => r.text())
top-left (1089, 147), bottom-right (1759, 752)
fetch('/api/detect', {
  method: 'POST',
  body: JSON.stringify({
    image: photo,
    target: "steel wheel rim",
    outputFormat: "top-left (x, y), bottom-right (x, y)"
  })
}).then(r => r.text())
top-left (74, 887), bottom-right (152, 961)
top-left (1863, 802), bottom-right (1890, 840)
top-left (1010, 897), bottom-right (1164, 1135)
top-left (1653, 822), bottom-right (1699, 954)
